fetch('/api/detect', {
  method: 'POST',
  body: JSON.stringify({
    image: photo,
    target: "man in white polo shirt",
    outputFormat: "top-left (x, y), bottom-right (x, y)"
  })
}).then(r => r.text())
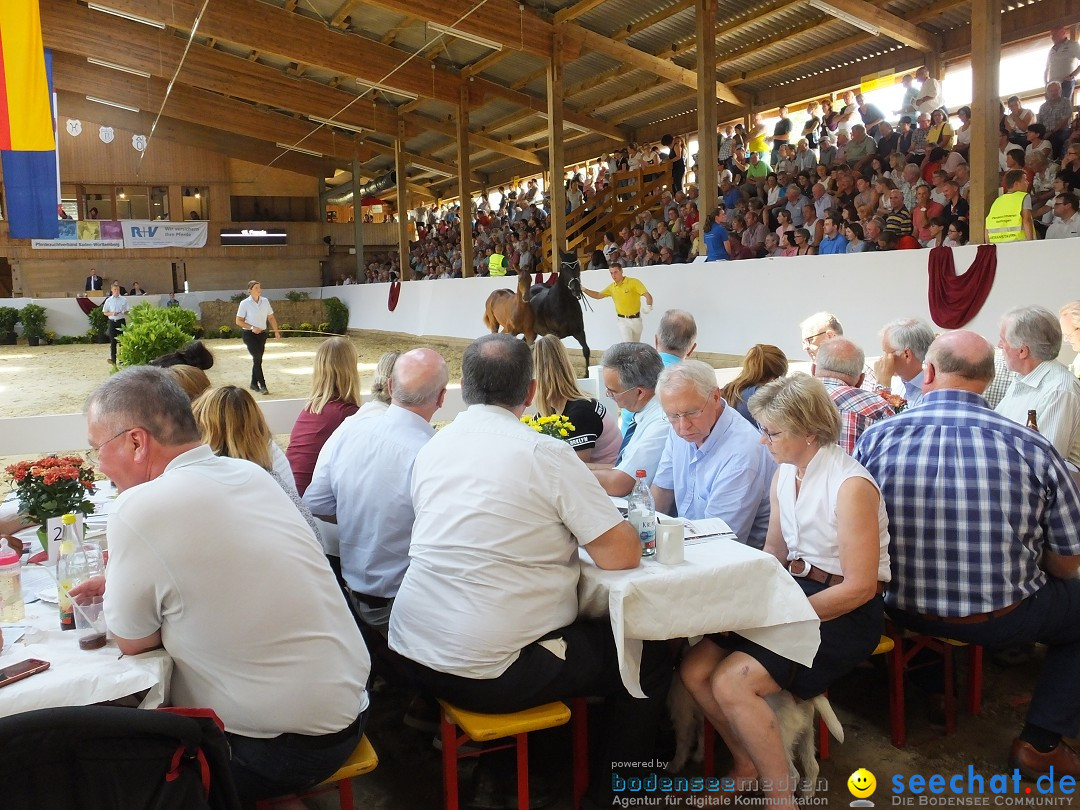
top-left (76, 367), bottom-right (369, 805)
top-left (389, 334), bottom-right (671, 809)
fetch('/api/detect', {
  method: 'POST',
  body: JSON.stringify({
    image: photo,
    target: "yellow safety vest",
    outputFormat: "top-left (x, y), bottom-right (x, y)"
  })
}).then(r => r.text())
top-left (489, 253), bottom-right (507, 275)
top-left (985, 192), bottom-right (1027, 243)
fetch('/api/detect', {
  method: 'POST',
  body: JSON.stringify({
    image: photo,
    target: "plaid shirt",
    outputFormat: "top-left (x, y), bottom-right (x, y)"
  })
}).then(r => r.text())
top-left (853, 389), bottom-right (1080, 617)
top-left (820, 377), bottom-right (894, 454)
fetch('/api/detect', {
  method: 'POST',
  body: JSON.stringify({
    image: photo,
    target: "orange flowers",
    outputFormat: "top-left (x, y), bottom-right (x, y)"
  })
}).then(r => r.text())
top-left (4, 455), bottom-right (97, 524)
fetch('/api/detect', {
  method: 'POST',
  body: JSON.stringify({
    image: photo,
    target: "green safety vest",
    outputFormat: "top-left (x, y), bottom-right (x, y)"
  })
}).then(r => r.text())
top-left (985, 191), bottom-right (1027, 243)
top-left (489, 253), bottom-right (507, 275)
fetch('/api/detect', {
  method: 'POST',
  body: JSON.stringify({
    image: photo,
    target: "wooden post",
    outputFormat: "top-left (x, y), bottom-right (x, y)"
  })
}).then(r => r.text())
top-left (351, 160), bottom-right (364, 281)
top-left (695, 0), bottom-right (718, 213)
top-left (547, 31), bottom-right (567, 269)
top-left (457, 86), bottom-right (474, 278)
top-left (969, 0), bottom-right (1001, 244)
top-left (394, 120), bottom-right (410, 280)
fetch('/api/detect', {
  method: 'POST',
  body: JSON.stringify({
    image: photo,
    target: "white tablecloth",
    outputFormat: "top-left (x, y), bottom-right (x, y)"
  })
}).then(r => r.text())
top-left (578, 530), bottom-right (821, 698)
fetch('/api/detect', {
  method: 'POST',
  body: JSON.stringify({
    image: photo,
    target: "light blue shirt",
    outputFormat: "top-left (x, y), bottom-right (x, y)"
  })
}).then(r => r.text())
top-left (817, 233), bottom-right (849, 255)
top-left (615, 396), bottom-right (669, 485)
top-left (623, 352), bottom-right (682, 431)
top-left (303, 404), bottom-right (435, 597)
top-left (903, 371), bottom-right (925, 407)
top-left (653, 400), bottom-right (776, 548)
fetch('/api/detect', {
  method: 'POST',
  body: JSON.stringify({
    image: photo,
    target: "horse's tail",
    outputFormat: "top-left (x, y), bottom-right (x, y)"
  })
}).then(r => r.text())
top-left (483, 299), bottom-right (498, 332)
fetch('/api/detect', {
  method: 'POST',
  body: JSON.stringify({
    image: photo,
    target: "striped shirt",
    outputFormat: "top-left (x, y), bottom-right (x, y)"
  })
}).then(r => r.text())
top-left (853, 389), bottom-right (1080, 617)
top-left (995, 360), bottom-right (1080, 466)
top-left (820, 377), bottom-right (895, 454)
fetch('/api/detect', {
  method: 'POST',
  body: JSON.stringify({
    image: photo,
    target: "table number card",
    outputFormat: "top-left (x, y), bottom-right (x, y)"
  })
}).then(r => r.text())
top-left (44, 515), bottom-right (84, 565)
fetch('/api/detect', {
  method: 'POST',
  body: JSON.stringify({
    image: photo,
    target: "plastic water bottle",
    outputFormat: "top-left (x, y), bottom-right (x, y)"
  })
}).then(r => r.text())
top-left (0, 538), bottom-right (24, 622)
top-left (57, 514), bottom-right (84, 631)
top-left (627, 469), bottom-right (656, 557)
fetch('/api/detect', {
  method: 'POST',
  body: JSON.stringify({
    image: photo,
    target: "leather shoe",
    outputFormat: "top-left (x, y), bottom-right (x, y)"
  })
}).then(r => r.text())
top-left (1009, 738), bottom-right (1080, 780)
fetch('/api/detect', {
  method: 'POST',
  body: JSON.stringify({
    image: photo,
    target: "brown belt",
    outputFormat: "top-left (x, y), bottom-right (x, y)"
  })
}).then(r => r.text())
top-left (915, 602), bottom-right (1021, 625)
top-left (789, 558), bottom-right (886, 596)
top-left (616, 313), bottom-right (640, 319)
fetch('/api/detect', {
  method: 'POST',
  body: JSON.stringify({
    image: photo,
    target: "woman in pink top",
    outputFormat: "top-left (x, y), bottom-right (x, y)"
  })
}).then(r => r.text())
top-left (286, 337), bottom-right (361, 494)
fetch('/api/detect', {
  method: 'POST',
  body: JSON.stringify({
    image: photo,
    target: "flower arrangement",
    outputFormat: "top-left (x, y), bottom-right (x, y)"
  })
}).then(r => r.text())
top-left (521, 413), bottom-right (576, 440)
top-left (5, 456), bottom-right (97, 527)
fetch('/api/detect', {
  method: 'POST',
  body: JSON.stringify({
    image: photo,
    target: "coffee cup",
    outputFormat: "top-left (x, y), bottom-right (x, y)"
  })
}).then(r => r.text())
top-left (655, 521), bottom-right (684, 565)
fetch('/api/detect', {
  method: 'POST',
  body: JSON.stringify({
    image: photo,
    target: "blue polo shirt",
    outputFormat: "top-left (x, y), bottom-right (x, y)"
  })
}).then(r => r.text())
top-left (703, 224), bottom-right (729, 261)
top-left (817, 233), bottom-right (849, 255)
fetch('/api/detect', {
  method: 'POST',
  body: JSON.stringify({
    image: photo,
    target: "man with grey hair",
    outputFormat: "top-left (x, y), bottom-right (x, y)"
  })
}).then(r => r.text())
top-left (650, 359), bottom-right (774, 548)
top-left (655, 309), bottom-right (698, 364)
top-left (874, 318), bottom-right (936, 408)
top-left (996, 305), bottom-right (1080, 465)
top-left (75, 367), bottom-right (371, 804)
top-left (800, 310), bottom-right (880, 389)
top-left (305, 348), bottom-right (449, 633)
top-left (389, 334), bottom-right (670, 808)
top-left (592, 342), bottom-right (668, 496)
top-left (815, 338), bottom-right (895, 454)
top-left (855, 330), bottom-right (1080, 781)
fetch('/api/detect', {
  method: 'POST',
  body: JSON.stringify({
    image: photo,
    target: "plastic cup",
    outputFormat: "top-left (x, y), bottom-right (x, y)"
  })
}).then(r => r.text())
top-left (656, 521), bottom-right (685, 565)
top-left (73, 595), bottom-right (107, 651)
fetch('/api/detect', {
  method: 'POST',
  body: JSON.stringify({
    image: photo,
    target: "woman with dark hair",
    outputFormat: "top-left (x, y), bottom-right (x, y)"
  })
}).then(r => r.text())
top-left (721, 344), bottom-right (789, 427)
top-left (954, 106), bottom-right (973, 158)
top-left (944, 220), bottom-right (969, 247)
top-left (702, 208), bottom-right (730, 261)
top-left (587, 249), bottom-right (608, 271)
top-left (844, 221), bottom-right (867, 253)
top-left (793, 228), bottom-right (816, 256)
top-left (922, 215), bottom-right (949, 248)
top-left (928, 109), bottom-right (954, 149)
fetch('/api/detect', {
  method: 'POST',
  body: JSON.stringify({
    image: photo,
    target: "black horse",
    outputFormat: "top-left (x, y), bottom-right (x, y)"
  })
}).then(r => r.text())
top-left (530, 250), bottom-right (590, 371)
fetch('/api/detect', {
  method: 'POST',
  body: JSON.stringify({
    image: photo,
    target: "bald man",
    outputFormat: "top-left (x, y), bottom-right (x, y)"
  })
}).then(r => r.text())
top-left (304, 348), bottom-right (449, 633)
top-left (855, 330), bottom-right (1080, 780)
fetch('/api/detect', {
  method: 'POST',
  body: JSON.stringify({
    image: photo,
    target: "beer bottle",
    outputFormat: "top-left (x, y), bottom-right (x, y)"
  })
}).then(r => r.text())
top-left (1026, 410), bottom-right (1039, 432)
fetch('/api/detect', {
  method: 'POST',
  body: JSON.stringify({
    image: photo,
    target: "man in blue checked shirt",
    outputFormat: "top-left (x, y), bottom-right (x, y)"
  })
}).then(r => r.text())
top-left (854, 330), bottom-right (1080, 781)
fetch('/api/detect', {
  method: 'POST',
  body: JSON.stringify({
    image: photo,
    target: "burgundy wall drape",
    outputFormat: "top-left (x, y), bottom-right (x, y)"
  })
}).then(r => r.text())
top-left (927, 244), bottom-right (997, 329)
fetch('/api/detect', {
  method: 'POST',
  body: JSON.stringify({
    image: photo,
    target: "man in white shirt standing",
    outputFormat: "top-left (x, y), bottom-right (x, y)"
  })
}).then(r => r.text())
top-left (235, 280), bottom-right (281, 394)
top-left (101, 281), bottom-right (128, 366)
top-left (304, 348), bottom-right (447, 633)
top-left (389, 334), bottom-right (671, 809)
top-left (996, 305), bottom-right (1080, 466)
top-left (913, 66), bottom-right (945, 115)
top-left (76, 367), bottom-right (370, 805)
top-left (1046, 26), bottom-right (1080, 103)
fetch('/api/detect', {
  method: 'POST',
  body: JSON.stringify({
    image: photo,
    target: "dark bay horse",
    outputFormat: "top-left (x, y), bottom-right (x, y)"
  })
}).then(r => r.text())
top-left (530, 250), bottom-right (590, 371)
top-left (482, 268), bottom-right (536, 344)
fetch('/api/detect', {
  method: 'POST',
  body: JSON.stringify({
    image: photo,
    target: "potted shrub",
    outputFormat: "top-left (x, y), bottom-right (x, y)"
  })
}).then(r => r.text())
top-left (0, 307), bottom-right (18, 345)
top-left (87, 306), bottom-right (110, 344)
top-left (116, 305), bottom-right (197, 367)
top-left (19, 303), bottom-right (47, 347)
top-left (218, 325), bottom-right (233, 339)
top-left (44, 331), bottom-right (56, 345)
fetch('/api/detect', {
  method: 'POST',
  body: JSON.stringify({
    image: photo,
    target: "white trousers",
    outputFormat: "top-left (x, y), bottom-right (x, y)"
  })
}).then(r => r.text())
top-left (617, 315), bottom-right (643, 343)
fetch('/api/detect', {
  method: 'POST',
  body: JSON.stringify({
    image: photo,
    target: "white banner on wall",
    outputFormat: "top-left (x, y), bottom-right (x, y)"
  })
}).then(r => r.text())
top-left (122, 220), bottom-right (208, 249)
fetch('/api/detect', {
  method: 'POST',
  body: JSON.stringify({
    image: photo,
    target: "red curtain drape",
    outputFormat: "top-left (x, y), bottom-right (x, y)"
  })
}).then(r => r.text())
top-left (927, 244), bottom-right (997, 329)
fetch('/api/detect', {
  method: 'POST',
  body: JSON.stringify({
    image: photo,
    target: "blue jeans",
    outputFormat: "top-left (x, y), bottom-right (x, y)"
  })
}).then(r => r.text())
top-left (226, 709), bottom-right (367, 806)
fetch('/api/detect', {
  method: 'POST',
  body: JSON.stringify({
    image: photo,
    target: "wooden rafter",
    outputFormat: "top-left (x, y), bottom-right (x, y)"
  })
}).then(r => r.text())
top-left (330, 0), bottom-right (364, 28)
top-left (809, 0), bottom-right (938, 52)
top-left (614, 0), bottom-right (695, 41)
top-left (553, 0), bottom-right (608, 24)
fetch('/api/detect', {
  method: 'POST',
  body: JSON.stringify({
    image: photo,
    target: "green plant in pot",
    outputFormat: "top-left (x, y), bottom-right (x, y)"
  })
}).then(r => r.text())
top-left (0, 306), bottom-right (19, 345)
top-left (116, 303), bottom-right (197, 367)
top-left (87, 306), bottom-right (109, 343)
top-left (19, 303), bottom-right (47, 347)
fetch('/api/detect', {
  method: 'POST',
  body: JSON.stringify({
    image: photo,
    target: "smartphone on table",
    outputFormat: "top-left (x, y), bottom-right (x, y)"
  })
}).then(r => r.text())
top-left (0, 658), bottom-right (50, 688)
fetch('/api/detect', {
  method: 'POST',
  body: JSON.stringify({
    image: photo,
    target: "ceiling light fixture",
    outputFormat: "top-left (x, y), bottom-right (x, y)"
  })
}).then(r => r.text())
top-left (87, 3), bottom-right (166, 29)
top-left (807, 0), bottom-right (880, 35)
top-left (427, 22), bottom-right (503, 51)
top-left (86, 95), bottom-right (140, 113)
top-left (353, 79), bottom-right (419, 100)
top-left (276, 142), bottom-right (324, 157)
top-left (86, 57), bottom-right (152, 78)
top-left (309, 115), bottom-right (367, 134)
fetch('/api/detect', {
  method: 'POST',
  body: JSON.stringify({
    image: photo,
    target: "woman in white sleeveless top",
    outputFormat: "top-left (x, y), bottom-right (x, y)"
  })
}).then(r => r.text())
top-left (681, 373), bottom-right (890, 808)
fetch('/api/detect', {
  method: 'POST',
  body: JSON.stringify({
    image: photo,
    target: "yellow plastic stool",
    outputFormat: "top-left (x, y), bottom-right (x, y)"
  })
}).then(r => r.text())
top-left (439, 700), bottom-right (584, 809)
top-left (256, 734), bottom-right (378, 810)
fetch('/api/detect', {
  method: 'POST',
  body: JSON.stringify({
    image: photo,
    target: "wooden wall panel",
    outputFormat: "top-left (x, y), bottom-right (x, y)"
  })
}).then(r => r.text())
top-left (229, 159), bottom-right (319, 197)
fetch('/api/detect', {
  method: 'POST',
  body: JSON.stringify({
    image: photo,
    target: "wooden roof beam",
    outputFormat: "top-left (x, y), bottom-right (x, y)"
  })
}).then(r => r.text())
top-left (329, 0), bottom-right (364, 28)
top-left (553, 0), bottom-right (608, 24)
top-left (613, 0), bottom-right (694, 42)
top-left (461, 49), bottom-right (513, 78)
top-left (808, 0), bottom-right (938, 52)
top-left (657, 0), bottom-right (803, 60)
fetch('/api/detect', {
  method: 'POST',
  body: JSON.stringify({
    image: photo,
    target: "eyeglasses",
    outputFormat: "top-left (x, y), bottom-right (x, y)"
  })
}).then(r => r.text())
top-left (663, 407), bottom-right (706, 424)
top-left (87, 427), bottom-right (135, 463)
top-left (759, 426), bottom-right (785, 444)
top-left (802, 330), bottom-right (828, 346)
top-left (605, 386), bottom-right (637, 400)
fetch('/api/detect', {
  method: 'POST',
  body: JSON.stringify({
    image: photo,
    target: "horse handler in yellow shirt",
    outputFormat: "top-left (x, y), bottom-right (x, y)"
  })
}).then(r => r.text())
top-left (582, 262), bottom-right (653, 342)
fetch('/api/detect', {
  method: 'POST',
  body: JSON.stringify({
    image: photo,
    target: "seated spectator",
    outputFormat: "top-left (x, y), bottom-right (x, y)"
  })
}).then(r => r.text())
top-left (944, 219), bottom-right (970, 247)
top-left (876, 230), bottom-right (900, 251)
top-left (682, 372), bottom-right (889, 806)
top-left (166, 365), bottom-right (210, 401)
top-left (652, 359), bottom-right (776, 548)
top-left (1047, 192), bottom-right (1080, 238)
top-left (763, 232), bottom-right (783, 256)
top-left (1027, 123), bottom-right (1055, 161)
top-left (813, 337), bottom-right (895, 453)
top-left (1004, 95), bottom-right (1037, 147)
top-left (792, 228), bottom-right (815, 256)
top-left (721, 343), bottom-right (789, 428)
top-left (79, 368), bottom-right (370, 805)
top-left (388, 335), bottom-right (671, 808)
top-left (817, 212), bottom-right (849, 255)
top-left (845, 221), bottom-right (867, 253)
top-left (942, 180), bottom-right (970, 226)
top-left (954, 106), bottom-right (973, 157)
top-left (844, 124), bottom-right (877, 168)
top-left (927, 109), bottom-right (954, 150)
top-left (1039, 81), bottom-right (1072, 158)
top-left (286, 337), bottom-right (361, 496)
top-left (923, 215), bottom-right (949, 248)
top-left (884, 189), bottom-right (913, 236)
top-left (854, 330), bottom-right (1080, 782)
top-left (912, 184), bottom-right (945, 244)
top-left (995, 305), bottom-right (1080, 465)
top-left (874, 317), bottom-right (936, 407)
top-left (592, 342), bottom-right (668, 495)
